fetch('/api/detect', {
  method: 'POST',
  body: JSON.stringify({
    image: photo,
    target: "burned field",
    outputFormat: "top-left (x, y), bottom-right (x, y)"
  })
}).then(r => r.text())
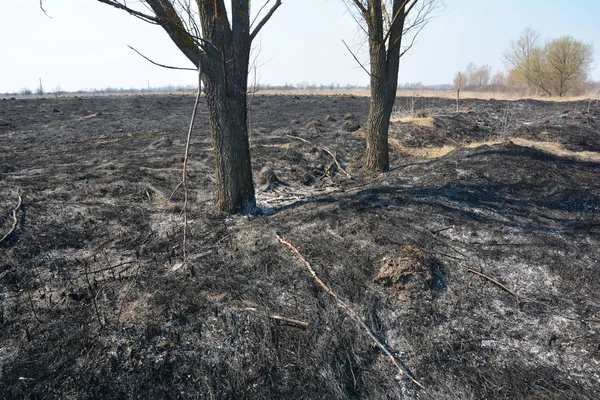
top-left (1, 93), bottom-right (599, 399)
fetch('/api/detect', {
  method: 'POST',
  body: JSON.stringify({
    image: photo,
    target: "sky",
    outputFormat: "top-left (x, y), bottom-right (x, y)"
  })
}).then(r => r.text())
top-left (0, 0), bottom-right (599, 93)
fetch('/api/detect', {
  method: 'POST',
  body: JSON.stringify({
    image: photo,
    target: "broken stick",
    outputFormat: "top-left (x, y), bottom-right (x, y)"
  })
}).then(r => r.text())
top-left (0, 191), bottom-right (22, 244)
top-left (287, 135), bottom-right (352, 179)
top-left (467, 268), bottom-right (519, 304)
top-left (243, 307), bottom-right (309, 329)
top-left (276, 234), bottom-right (427, 392)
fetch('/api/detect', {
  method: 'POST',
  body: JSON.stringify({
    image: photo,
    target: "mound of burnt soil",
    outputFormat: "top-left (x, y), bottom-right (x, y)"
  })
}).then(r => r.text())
top-left (1, 94), bottom-right (599, 399)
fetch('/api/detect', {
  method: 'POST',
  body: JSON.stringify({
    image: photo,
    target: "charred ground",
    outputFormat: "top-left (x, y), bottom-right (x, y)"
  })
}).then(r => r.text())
top-left (1, 94), bottom-right (599, 399)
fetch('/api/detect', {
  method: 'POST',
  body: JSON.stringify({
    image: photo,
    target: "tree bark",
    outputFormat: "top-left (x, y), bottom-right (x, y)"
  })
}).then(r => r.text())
top-left (205, 87), bottom-right (256, 212)
top-left (365, 0), bottom-right (405, 172)
top-left (366, 77), bottom-right (393, 171)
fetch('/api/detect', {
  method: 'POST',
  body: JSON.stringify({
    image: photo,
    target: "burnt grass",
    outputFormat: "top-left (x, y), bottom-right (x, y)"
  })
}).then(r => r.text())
top-left (1, 93), bottom-right (599, 399)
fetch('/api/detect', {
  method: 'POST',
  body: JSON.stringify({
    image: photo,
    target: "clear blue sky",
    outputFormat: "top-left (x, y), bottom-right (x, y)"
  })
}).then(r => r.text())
top-left (0, 0), bottom-right (599, 93)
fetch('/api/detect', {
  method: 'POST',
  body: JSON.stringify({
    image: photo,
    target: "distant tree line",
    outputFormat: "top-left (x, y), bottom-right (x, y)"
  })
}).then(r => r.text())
top-left (454, 28), bottom-right (596, 97)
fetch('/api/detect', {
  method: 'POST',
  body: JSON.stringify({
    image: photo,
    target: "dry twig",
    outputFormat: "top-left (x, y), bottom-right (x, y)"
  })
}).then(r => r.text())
top-left (243, 307), bottom-right (309, 329)
top-left (276, 234), bottom-right (428, 392)
top-left (467, 268), bottom-right (519, 303)
top-left (0, 191), bottom-right (22, 244)
top-left (287, 135), bottom-right (352, 179)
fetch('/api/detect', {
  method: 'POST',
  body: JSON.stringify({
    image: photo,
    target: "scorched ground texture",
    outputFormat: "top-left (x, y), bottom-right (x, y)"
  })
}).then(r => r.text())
top-left (1, 94), bottom-right (599, 399)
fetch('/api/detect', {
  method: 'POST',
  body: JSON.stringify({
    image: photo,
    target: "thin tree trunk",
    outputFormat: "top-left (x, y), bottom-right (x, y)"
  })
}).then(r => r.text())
top-left (366, 82), bottom-right (393, 171)
top-left (365, 0), bottom-right (404, 172)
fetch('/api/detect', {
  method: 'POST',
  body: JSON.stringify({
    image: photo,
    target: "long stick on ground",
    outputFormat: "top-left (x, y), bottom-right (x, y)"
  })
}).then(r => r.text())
top-left (243, 307), bottom-right (309, 329)
top-left (276, 234), bottom-right (427, 392)
top-left (169, 64), bottom-right (203, 266)
top-left (467, 268), bottom-right (519, 303)
top-left (0, 191), bottom-right (22, 244)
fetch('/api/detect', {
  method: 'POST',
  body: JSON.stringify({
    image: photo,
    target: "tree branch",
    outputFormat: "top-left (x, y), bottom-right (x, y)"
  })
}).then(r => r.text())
top-left (146, 0), bottom-right (204, 67)
top-left (128, 45), bottom-right (197, 70)
top-left (96, 0), bottom-right (158, 23)
top-left (352, 0), bottom-right (368, 17)
top-left (342, 39), bottom-right (373, 78)
top-left (250, 0), bottom-right (282, 42)
top-left (382, 0), bottom-right (413, 46)
top-left (39, 0), bottom-right (52, 18)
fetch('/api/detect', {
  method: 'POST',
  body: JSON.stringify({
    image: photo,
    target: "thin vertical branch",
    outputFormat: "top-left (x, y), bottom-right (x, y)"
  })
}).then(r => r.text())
top-left (182, 64), bottom-right (203, 270)
top-left (168, 64), bottom-right (202, 270)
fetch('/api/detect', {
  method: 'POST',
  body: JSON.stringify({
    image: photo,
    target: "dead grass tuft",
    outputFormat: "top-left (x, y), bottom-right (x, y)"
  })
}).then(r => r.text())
top-left (392, 138), bottom-right (600, 162)
top-left (390, 138), bottom-right (454, 158)
top-left (391, 115), bottom-right (435, 127)
top-left (511, 138), bottom-right (600, 162)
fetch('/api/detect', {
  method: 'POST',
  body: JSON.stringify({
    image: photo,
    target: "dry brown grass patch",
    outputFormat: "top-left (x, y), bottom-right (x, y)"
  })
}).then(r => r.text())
top-left (391, 138), bottom-right (600, 162)
top-left (391, 115), bottom-right (435, 127)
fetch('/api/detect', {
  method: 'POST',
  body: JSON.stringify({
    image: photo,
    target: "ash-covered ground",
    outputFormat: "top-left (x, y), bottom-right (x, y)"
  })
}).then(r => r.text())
top-left (1, 93), bottom-right (599, 399)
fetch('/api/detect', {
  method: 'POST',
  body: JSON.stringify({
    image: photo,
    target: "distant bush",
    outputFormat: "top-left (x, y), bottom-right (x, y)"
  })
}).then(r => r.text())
top-left (20, 87), bottom-right (32, 96)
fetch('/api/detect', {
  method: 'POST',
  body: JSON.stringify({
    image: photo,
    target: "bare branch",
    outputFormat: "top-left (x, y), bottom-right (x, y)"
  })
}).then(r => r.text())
top-left (250, 0), bottom-right (282, 42)
top-left (399, 21), bottom-right (427, 57)
top-left (382, 0), bottom-right (413, 46)
top-left (128, 45), bottom-right (197, 71)
top-left (96, 0), bottom-right (158, 23)
top-left (39, 0), bottom-right (52, 18)
top-left (342, 39), bottom-right (373, 78)
top-left (250, 0), bottom-right (271, 29)
top-left (351, 0), bottom-right (368, 17)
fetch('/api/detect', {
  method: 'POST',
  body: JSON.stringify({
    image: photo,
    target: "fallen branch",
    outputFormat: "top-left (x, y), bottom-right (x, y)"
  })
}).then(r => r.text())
top-left (276, 234), bottom-right (427, 392)
top-left (76, 113), bottom-right (98, 121)
top-left (321, 146), bottom-right (352, 179)
top-left (243, 307), bottom-right (309, 329)
top-left (467, 268), bottom-right (519, 303)
top-left (0, 191), bottom-right (22, 244)
top-left (430, 226), bottom-right (454, 235)
top-left (78, 260), bottom-right (136, 277)
top-left (287, 135), bottom-right (352, 179)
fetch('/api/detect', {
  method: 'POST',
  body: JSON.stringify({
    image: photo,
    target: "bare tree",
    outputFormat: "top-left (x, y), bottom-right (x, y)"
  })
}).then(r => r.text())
top-left (470, 65), bottom-right (491, 88)
top-left (45, 1), bottom-right (282, 213)
top-left (459, 63), bottom-right (491, 90)
top-left (464, 62), bottom-right (477, 88)
top-left (490, 71), bottom-right (507, 93)
top-left (453, 71), bottom-right (466, 91)
top-left (347, 0), bottom-right (436, 171)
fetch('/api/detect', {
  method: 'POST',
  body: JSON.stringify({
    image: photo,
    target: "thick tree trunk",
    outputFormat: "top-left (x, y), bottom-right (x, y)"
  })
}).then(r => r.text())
top-left (205, 88), bottom-right (256, 213)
